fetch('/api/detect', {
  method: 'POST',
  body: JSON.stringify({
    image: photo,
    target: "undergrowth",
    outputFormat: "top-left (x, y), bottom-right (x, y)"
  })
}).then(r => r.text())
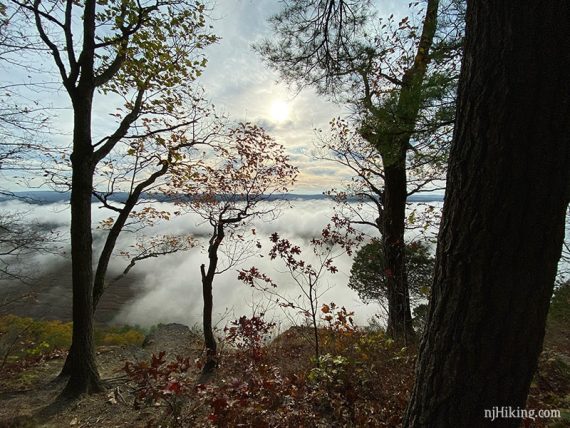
top-left (0, 299), bottom-right (567, 427)
top-left (0, 315), bottom-right (144, 372)
top-left (122, 308), bottom-right (417, 427)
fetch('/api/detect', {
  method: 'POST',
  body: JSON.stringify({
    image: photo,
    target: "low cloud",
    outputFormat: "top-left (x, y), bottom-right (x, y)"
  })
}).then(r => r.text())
top-left (0, 198), bottom-right (447, 330)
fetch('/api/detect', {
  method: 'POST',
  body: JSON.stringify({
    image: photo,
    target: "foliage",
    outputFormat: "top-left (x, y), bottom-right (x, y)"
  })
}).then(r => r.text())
top-left (8, 0), bottom-right (219, 191)
top-left (412, 303), bottom-right (429, 333)
top-left (319, 302), bottom-right (357, 355)
top-left (256, 0), bottom-right (371, 92)
top-left (321, 117), bottom-right (445, 236)
top-left (260, 0), bottom-right (462, 168)
top-left (175, 122), bottom-right (298, 227)
top-left (171, 122), bottom-right (298, 373)
top-left (321, 302), bottom-right (355, 332)
top-left (173, 122), bottom-right (298, 273)
top-left (348, 238), bottom-right (434, 305)
top-left (123, 351), bottom-right (192, 415)
top-left (0, 315), bottom-right (144, 369)
top-left (260, 0), bottom-right (461, 339)
top-left (239, 216), bottom-right (363, 362)
top-left (223, 314), bottom-right (275, 362)
top-left (117, 308), bottom-right (568, 427)
top-left (8, 0), bottom-right (220, 392)
top-left (96, 326), bottom-right (145, 347)
top-left (200, 316), bottom-right (416, 427)
top-left (121, 311), bottom-right (416, 427)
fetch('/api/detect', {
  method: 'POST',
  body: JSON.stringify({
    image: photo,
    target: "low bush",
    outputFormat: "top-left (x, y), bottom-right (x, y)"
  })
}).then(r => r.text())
top-left (123, 311), bottom-right (417, 427)
top-left (0, 315), bottom-right (144, 370)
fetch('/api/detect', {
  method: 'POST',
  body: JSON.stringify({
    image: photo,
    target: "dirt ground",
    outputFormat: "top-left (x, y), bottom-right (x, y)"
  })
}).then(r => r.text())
top-left (1, 323), bottom-right (568, 427)
top-left (0, 324), bottom-right (204, 427)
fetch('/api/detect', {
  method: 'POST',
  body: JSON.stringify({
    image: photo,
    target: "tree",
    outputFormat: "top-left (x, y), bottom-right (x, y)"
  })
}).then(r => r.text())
top-left (178, 123), bottom-right (297, 375)
top-left (57, 100), bottom-right (216, 379)
top-left (319, 117), bottom-right (444, 336)
top-left (259, 0), bottom-right (463, 339)
top-left (90, 100), bottom-right (218, 312)
top-left (10, 0), bottom-right (216, 397)
top-left (348, 239), bottom-right (433, 316)
top-left (403, 2), bottom-right (570, 426)
top-left (239, 216), bottom-right (363, 364)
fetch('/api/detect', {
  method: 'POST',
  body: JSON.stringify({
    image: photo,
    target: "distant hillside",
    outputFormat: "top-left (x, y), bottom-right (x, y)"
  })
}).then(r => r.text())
top-left (0, 191), bottom-right (445, 205)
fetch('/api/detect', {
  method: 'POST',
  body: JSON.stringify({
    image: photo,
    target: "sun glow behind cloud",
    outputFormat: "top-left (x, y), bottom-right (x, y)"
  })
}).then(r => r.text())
top-left (270, 100), bottom-right (290, 122)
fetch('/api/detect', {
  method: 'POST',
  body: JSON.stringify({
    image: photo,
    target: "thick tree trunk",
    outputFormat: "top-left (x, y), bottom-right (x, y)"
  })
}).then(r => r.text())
top-left (383, 158), bottom-right (414, 340)
top-left (58, 161), bottom-right (170, 375)
top-left (404, 2), bottom-right (570, 426)
top-left (56, 0), bottom-right (104, 396)
top-left (60, 94), bottom-right (103, 396)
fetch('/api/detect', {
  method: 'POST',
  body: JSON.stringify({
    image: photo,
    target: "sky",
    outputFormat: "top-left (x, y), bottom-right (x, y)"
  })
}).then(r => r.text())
top-left (0, 1), bottom-right (431, 329)
top-left (198, 1), bottom-right (345, 193)
top-left (196, 0), bottom-right (407, 193)
top-left (1, 1), bottom-right (568, 329)
top-left (0, 0), bottom-right (409, 194)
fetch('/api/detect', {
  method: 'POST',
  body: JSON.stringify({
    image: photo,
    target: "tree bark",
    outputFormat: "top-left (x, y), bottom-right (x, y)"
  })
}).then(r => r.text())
top-left (200, 222), bottom-right (224, 375)
top-left (60, 92), bottom-right (103, 396)
top-left (376, 0), bottom-right (439, 340)
top-left (383, 158), bottom-right (414, 340)
top-left (54, 0), bottom-right (105, 396)
top-left (404, 2), bottom-right (570, 426)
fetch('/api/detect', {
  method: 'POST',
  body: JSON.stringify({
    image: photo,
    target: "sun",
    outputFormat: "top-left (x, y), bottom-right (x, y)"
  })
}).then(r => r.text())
top-left (270, 100), bottom-right (290, 122)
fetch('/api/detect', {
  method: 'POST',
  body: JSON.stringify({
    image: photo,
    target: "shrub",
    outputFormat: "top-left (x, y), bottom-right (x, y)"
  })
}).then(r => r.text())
top-left (0, 315), bottom-right (144, 371)
top-left (223, 314), bottom-right (275, 362)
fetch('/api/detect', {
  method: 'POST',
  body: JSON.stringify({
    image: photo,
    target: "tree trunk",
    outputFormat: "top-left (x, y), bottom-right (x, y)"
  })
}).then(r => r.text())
top-left (309, 281), bottom-right (320, 364)
top-left (92, 164), bottom-right (168, 310)
top-left (383, 157), bottom-right (414, 340)
top-left (60, 94), bottom-right (103, 396)
top-left (200, 264), bottom-right (217, 374)
top-left (200, 223), bottom-right (224, 375)
top-left (370, 0), bottom-right (439, 340)
top-left (404, 2), bottom-right (570, 426)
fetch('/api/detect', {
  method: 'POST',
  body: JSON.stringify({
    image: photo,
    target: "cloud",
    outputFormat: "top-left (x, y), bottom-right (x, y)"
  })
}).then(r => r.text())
top-left (0, 198), bottom-right (395, 328)
top-left (197, 2), bottom-right (348, 194)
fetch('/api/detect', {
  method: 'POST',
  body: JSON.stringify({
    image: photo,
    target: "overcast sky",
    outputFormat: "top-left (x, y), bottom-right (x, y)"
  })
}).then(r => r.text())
top-left (197, 0), bottom-right (407, 193)
top-left (198, 1), bottom-right (342, 193)
top-left (0, 0), bottom-right (408, 194)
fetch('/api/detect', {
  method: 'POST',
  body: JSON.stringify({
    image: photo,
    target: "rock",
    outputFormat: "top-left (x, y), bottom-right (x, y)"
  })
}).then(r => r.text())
top-left (142, 323), bottom-right (202, 356)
